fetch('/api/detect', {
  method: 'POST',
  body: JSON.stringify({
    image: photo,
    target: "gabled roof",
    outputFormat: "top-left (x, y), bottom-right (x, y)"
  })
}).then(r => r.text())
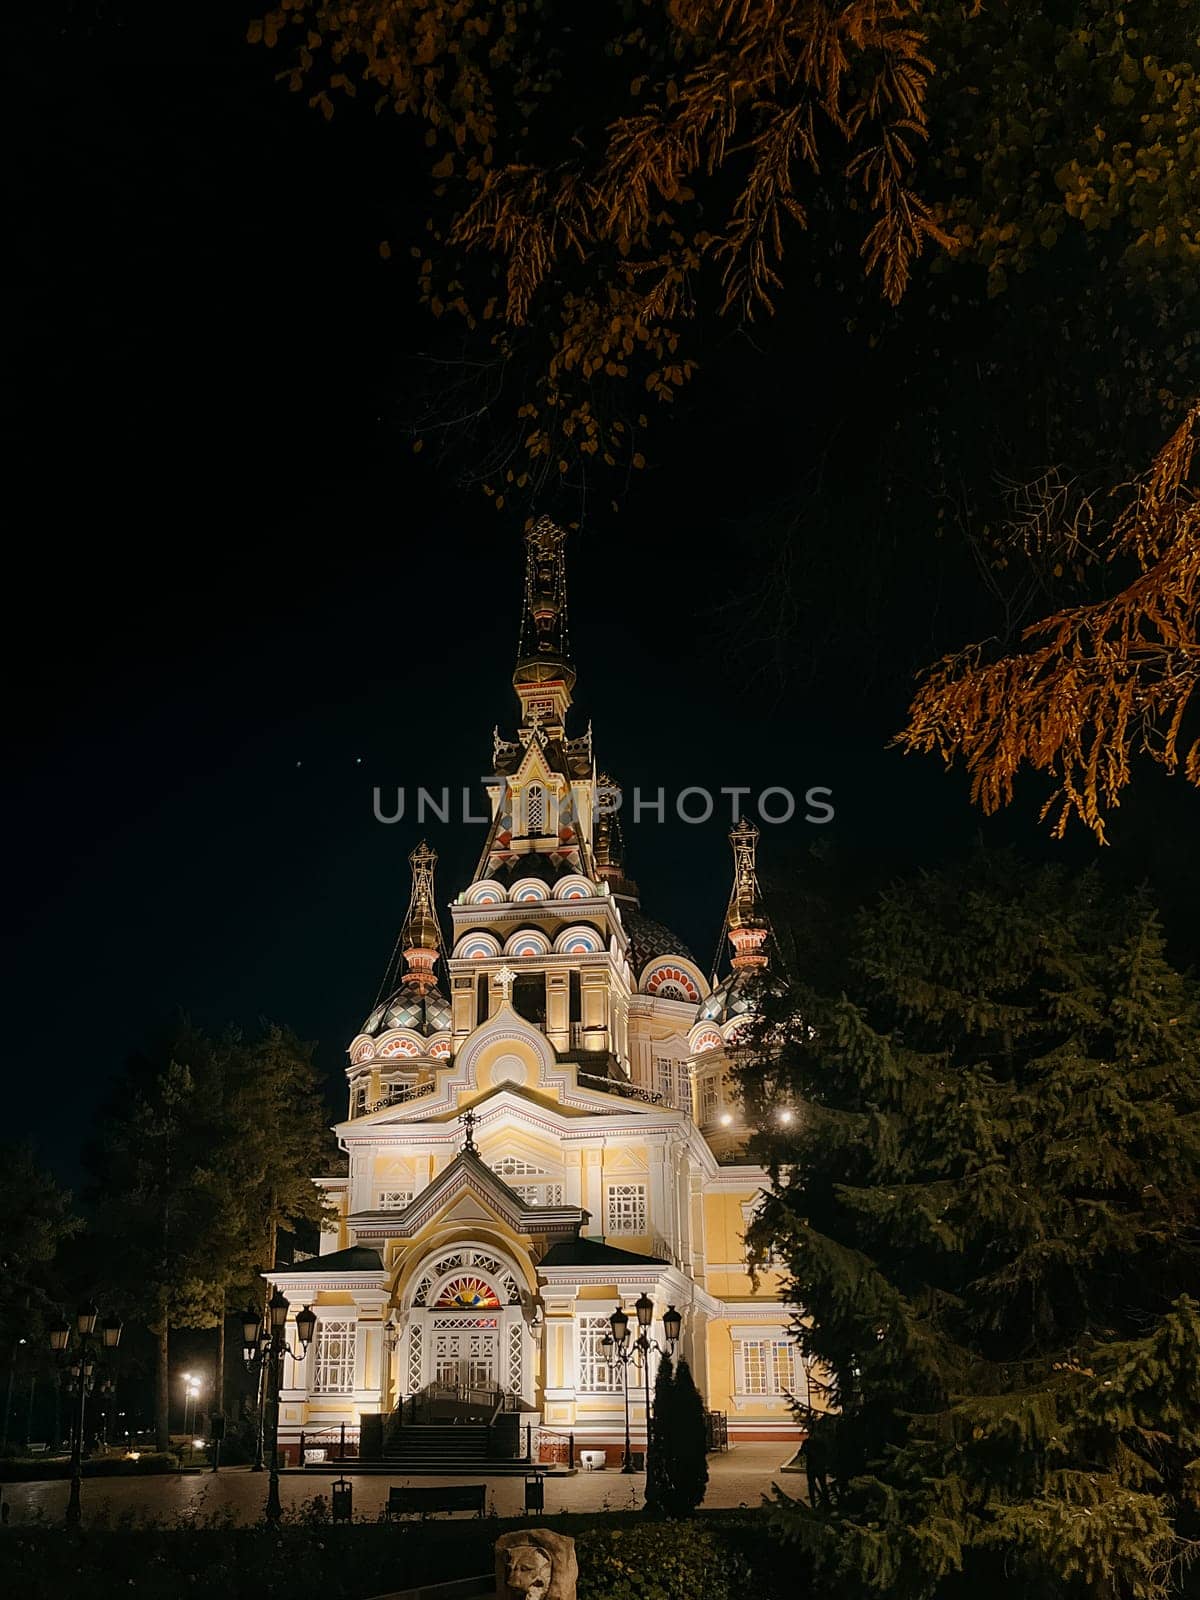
top-left (272, 1245), bottom-right (383, 1275)
top-left (540, 1237), bottom-right (668, 1268)
top-left (348, 1147), bottom-right (586, 1243)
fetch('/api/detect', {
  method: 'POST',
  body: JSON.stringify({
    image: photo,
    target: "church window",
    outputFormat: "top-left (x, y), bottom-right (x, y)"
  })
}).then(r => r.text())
top-left (377, 1190), bottom-right (413, 1210)
top-left (734, 1337), bottom-right (796, 1397)
top-left (700, 1076), bottom-right (720, 1124)
top-left (352, 1083), bottom-right (368, 1116)
top-left (491, 1157), bottom-right (563, 1207)
top-left (741, 1200), bottom-right (785, 1265)
top-left (655, 1056), bottom-right (690, 1112)
top-left (576, 1314), bottom-right (618, 1392)
top-left (525, 784), bottom-right (546, 835)
top-left (606, 1182), bottom-right (647, 1235)
top-left (313, 1319), bottom-right (357, 1393)
top-left (513, 972), bottom-right (547, 1025)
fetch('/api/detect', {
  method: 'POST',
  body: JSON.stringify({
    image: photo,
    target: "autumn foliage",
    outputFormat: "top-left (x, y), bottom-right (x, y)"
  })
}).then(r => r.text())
top-left (899, 404), bottom-right (1200, 842)
top-left (249, 0), bottom-right (954, 501)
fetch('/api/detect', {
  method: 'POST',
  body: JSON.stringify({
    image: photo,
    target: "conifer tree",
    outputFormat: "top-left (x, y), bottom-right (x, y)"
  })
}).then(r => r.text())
top-left (743, 854), bottom-right (1200, 1600)
top-left (644, 1352), bottom-right (675, 1518)
top-left (663, 1357), bottom-right (709, 1518)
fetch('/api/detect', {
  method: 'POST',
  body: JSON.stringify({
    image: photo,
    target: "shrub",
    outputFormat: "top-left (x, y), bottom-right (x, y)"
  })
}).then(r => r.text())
top-left (576, 1523), bottom-right (751, 1600)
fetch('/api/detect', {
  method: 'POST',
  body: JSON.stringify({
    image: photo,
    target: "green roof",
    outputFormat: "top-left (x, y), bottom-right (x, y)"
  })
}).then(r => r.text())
top-left (272, 1246), bottom-right (383, 1275)
top-left (540, 1237), bottom-right (667, 1268)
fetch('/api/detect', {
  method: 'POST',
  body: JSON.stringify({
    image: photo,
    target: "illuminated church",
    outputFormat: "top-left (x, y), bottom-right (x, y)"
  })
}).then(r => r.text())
top-left (266, 519), bottom-right (808, 1464)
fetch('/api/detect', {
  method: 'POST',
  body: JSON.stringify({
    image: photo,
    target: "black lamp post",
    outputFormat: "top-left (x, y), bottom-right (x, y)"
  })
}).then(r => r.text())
top-left (242, 1291), bottom-right (316, 1522)
top-left (49, 1303), bottom-right (122, 1526)
top-left (607, 1298), bottom-right (680, 1491)
top-left (600, 1310), bottom-right (635, 1473)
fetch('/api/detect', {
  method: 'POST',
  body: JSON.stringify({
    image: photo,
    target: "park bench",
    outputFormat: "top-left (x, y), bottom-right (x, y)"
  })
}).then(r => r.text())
top-left (385, 1483), bottom-right (487, 1518)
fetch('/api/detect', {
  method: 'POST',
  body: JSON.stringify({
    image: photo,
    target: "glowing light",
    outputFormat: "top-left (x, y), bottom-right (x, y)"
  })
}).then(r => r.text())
top-left (779, 1108), bottom-right (794, 1124)
top-left (192, 1438), bottom-right (205, 1449)
top-left (720, 1113), bottom-right (733, 1126)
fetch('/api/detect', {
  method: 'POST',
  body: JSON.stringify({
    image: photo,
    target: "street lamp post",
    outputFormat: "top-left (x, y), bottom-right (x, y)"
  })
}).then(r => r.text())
top-left (242, 1291), bottom-right (316, 1522)
top-left (600, 1310), bottom-right (635, 1473)
top-left (605, 1298), bottom-right (681, 1490)
top-left (49, 1303), bottom-right (122, 1526)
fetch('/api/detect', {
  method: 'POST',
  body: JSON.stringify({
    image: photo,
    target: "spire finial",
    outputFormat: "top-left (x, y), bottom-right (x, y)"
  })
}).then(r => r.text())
top-left (513, 517), bottom-right (575, 721)
top-left (401, 841), bottom-right (442, 993)
top-left (725, 819), bottom-right (770, 972)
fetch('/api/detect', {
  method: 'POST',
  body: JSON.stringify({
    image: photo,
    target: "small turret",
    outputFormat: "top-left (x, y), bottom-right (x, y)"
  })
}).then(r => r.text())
top-left (360, 842), bottom-right (451, 1038)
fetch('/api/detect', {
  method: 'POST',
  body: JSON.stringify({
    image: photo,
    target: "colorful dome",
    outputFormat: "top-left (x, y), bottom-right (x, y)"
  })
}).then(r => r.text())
top-left (695, 967), bottom-right (784, 1027)
top-left (623, 907), bottom-right (695, 975)
top-left (363, 979), bottom-right (452, 1037)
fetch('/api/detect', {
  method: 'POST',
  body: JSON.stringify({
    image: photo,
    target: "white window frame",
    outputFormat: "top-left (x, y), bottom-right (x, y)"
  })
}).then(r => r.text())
top-left (606, 1182), bottom-right (647, 1236)
top-left (655, 1055), bottom-right (691, 1112)
top-left (734, 1336), bottom-right (796, 1398)
top-left (700, 1076), bottom-right (720, 1124)
top-left (312, 1318), bottom-right (357, 1394)
top-left (576, 1313), bottom-right (618, 1393)
top-left (525, 784), bottom-right (546, 835)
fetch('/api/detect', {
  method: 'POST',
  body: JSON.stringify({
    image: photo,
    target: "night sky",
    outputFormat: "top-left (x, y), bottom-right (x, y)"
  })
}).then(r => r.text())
top-left (9, 1), bottom-right (1197, 1184)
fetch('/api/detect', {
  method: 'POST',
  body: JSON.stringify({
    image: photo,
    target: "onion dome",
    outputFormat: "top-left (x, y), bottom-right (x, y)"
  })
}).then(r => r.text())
top-left (363, 979), bottom-right (452, 1037)
top-left (361, 841), bottom-right (451, 1038)
top-left (696, 966), bottom-right (784, 1026)
top-left (624, 906), bottom-right (695, 976)
top-left (697, 819), bottom-right (784, 1025)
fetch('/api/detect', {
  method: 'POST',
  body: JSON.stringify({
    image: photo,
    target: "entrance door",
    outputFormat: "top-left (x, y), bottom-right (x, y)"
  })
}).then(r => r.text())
top-left (432, 1320), bottom-right (499, 1392)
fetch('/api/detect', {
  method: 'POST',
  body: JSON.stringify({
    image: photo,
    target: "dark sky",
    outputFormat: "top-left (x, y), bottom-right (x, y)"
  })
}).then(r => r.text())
top-left (9, 1), bottom-right (1197, 1184)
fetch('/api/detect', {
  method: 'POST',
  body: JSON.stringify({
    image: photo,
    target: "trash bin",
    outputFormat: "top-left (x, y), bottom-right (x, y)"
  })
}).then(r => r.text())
top-left (524, 1473), bottom-right (545, 1514)
top-left (332, 1476), bottom-right (353, 1524)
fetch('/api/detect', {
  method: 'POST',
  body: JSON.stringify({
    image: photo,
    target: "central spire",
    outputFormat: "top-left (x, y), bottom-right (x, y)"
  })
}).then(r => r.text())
top-left (513, 516), bottom-right (575, 724)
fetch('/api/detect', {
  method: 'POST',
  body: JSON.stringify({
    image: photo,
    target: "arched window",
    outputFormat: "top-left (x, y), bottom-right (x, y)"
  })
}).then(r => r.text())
top-left (525, 784), bottom-right (546, 835)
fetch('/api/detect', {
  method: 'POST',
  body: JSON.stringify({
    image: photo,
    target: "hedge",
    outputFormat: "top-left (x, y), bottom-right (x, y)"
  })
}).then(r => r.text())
top-left (0, 1506), bottom-right (804, 1600)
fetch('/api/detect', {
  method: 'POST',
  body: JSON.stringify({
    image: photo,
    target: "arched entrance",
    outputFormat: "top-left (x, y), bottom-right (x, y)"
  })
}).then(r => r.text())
top-left (394, 1246), bottom-right (531, 1404)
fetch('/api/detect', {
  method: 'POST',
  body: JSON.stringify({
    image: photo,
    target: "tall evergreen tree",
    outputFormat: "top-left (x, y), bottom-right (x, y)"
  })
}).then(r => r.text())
top-left (0, 1145), bottom-right (80, 1448)
top-left (644, 1352), bottom-right (675, 1518)
top-left (87, 1022), bottom-right (335, 1448)
top-left (743, 854), bottom-right (1200, 1600)
top-left (661, 1357), bottom-right (709, 1518)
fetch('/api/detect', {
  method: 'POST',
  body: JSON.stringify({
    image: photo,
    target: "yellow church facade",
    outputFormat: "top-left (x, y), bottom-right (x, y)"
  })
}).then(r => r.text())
top-left (266, 520), bottom-right (807, 1465)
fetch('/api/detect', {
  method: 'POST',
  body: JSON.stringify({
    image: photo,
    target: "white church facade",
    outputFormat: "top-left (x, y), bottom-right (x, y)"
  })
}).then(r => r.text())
top-left (265, 519), bottom-right (811, 1464)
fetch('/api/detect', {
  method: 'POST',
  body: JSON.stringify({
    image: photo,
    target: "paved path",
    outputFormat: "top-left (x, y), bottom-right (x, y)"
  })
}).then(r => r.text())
top-left (0, 1444), bottom-right (801, 1526)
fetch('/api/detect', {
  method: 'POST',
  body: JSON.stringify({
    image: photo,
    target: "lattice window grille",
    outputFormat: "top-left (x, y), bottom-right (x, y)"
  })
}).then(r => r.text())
top-left (507, 1324), bottom-right (523, 1395)
top-left (492, 1158), bottom-right (547, 1179)
top-left (525, 785), bottom-right (546, 834)
top-left (313, 1319), bottom-right (357, 1394)
top-left (606, 1183), bottom-right (647, 1236)
top-left (377, 1189), bottom-right (413, 1210)
top-left (577, 1314), bottom-right (618, 1392)
top-left (406, 1325), bottom-right (423, 1393)
top-left (512, 1182), bottom-right (565, 1206)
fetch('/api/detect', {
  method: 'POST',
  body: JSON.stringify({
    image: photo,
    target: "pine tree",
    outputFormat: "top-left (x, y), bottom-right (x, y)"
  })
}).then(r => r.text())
top-left (743, 853), bottom-right (1200, 1600)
